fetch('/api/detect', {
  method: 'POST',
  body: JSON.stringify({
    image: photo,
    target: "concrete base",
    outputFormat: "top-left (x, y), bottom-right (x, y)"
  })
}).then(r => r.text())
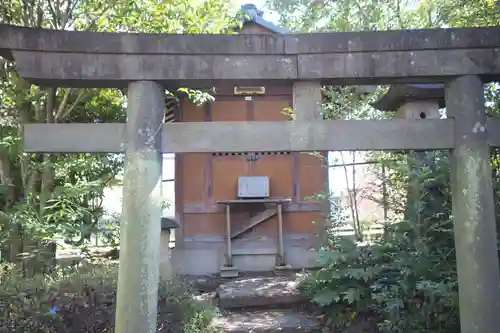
top-left (220, 266), bottom-right (239, 278)
top-left (274, 264), bottom-right (293, 276)
top-left (170, 233), bottom-right (320, 276)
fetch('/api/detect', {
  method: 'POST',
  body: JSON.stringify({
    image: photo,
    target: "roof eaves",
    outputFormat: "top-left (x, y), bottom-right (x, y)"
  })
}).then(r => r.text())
top-left (251, 16), bottom-right (291, 34)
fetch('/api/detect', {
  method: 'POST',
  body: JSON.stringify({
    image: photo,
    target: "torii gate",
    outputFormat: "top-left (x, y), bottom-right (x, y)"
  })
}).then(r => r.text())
top-left (1, 24), bottom-right (500, 333)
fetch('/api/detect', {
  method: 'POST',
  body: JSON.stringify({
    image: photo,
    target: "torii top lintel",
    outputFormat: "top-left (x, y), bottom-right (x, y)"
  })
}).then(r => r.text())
top-left (0, 24), bottom-right (499, 88)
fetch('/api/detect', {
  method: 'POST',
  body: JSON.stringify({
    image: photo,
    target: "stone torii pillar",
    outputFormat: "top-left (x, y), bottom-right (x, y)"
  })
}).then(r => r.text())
top-left (115, 81), bottom-right (165, 333)
top-left (292, 81), bottom-right (330, 246)
top-left (446, 75), bottom-right (500, 333)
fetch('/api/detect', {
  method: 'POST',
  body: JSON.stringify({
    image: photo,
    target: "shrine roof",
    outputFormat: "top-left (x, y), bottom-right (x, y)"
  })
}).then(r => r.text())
top-left (238, 3), bottom-right (290, 34)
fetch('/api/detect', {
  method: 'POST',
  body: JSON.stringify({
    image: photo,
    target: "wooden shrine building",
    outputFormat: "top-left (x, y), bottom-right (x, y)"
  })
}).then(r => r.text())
top-left (169, 4), bottom-right (327, 276)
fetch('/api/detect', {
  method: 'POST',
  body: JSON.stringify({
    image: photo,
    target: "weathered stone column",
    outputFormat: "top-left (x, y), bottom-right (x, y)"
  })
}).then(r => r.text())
top-left (293, 81), bottom-right (323, 122)
top-left (115, 81), bottom-right (165, 333)
top-left (446, 75), bottom-right (500, 333)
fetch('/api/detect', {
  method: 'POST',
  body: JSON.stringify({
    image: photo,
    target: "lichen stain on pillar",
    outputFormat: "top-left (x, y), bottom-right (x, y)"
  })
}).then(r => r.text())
top-left (458, 148), bottom-right (484, 242)
top-left (471, 121), bottom-right (486, 134)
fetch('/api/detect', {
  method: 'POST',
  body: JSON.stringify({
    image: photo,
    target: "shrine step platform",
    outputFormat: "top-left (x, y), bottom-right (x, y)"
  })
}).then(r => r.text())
top-left (213, 309), bottom-right (320, 333)
top-left (217, 276), bottom-right (306, 309)
top-left (211, 275), bottom-right (321, 333)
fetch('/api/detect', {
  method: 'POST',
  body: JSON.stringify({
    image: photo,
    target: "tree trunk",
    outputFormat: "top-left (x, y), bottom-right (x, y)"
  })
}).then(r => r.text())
top-left (22, 88), bottom-right (58, 275)
top-left (340, 152), bottom-right (362, 241)
top-left (0, 151), bottom-right (21, 262)
top-left (351, 151), bottom-right (362, 240)
top-left (37, 87), bottom-right (57, 272)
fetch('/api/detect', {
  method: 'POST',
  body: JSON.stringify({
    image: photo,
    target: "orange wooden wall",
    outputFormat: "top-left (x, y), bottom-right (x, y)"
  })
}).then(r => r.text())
top-left (175, 86), bottom-right (327, 239)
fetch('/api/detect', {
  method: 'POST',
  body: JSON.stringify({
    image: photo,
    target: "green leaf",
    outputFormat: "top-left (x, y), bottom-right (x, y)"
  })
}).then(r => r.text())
top-left (342, 288), bottom-right (361, 305)
top-left (317, 250), bottom-right (345, 265)
top-left (312, 290), bottom-right (341, 306)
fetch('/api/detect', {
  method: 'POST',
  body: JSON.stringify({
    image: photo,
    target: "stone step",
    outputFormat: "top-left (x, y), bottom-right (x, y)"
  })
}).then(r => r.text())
top-left (213, 309), bottom-right (321, 333)
top-left (217, 276), bottom-right (306, 309)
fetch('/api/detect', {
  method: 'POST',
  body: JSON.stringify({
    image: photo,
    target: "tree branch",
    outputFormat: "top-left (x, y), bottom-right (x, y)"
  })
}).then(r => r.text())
top-left (58, 89), bottom-right (85, 121)
top-left (54, 88), bottom-right (72, 120)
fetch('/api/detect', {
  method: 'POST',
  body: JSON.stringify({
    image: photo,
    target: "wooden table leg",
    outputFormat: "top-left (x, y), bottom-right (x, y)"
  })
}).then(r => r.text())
top-left (277, 203), bottom-right (284, 266)
top-left (225, 204), bottom-right (232, 267)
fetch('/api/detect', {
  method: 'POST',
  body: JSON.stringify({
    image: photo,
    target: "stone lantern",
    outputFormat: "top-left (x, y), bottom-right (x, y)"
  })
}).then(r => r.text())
top-left (372, 83), bottom-right (445, 120)
top-left (159, 217), bottom-right (179, 279)
top-left (372, 84), bottom-right (446, 230)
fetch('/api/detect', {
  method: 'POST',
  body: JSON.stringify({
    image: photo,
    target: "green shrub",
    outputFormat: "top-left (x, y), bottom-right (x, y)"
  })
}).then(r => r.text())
top-left (0, 260), bottom-right (220, 333)
top-left (299, 219), bottom-right (460, 333)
